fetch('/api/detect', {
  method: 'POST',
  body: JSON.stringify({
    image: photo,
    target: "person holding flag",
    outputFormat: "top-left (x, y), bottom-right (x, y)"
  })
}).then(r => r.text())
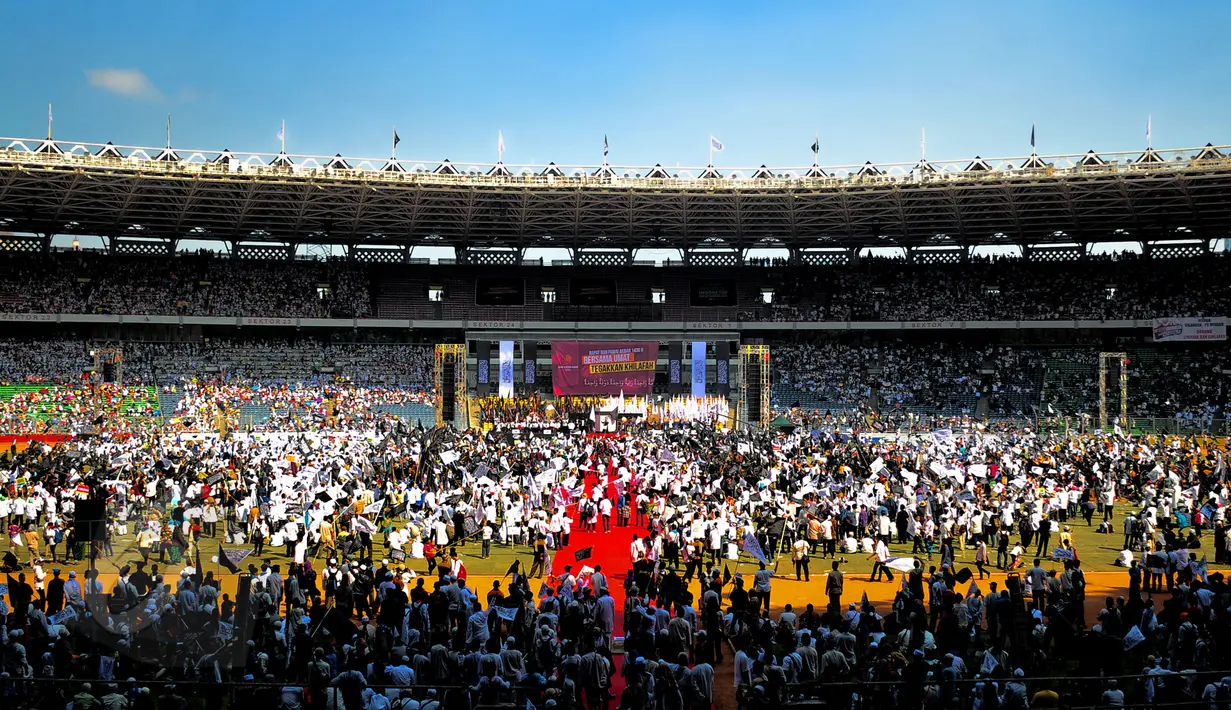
top-left (752, 560), bottom-right (772, 613)
top-left (868, 537), bottom-right (893, 582)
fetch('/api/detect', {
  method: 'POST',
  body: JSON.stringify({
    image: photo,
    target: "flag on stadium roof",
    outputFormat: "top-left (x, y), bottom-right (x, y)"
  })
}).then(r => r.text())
top-left (709, 135), bottom-right (724, 152)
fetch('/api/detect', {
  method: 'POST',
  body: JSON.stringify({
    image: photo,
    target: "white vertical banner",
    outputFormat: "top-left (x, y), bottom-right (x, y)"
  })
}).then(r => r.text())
top-left (498, 340), bottom-right (515, 398)
top-left (691, 341), bottom-right (707, 398)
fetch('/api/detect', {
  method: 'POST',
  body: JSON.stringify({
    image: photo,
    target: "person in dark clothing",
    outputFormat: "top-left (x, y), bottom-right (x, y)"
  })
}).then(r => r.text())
top-left (46, 567), bottom-right (66, 615)
top-left (129, 562), bottom-right (152, 597)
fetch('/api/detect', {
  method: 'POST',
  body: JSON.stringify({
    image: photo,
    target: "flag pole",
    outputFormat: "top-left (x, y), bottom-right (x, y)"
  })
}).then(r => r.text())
top-left (392, 126), bottom-right (397, 160)
top-left (166, 114), bottom-right (172, 150)
top-left (921, 127), bottom-right (926, 162)
top-left (708, 138), bottom-right (713, 167)
top-left (47, 103), bottom-right (52, 141)
top-left (280, 119), bottom-right (286, 153)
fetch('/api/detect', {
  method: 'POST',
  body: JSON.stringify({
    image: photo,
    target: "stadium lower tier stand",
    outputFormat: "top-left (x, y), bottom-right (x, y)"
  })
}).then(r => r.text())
top-left (0, 336), bottom-right (1225, 429)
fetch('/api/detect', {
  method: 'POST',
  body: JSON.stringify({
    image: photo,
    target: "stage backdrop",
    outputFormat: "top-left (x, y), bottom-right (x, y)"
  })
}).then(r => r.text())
top-left (551, 341), bottom-right (658, 395)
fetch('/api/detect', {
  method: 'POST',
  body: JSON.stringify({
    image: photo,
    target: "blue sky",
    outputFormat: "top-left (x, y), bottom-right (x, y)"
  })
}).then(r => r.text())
top-left (3, 0), bottom-right (1230, 170)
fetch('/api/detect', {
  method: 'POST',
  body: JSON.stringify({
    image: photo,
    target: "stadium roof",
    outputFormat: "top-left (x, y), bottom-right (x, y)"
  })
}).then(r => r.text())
top-left (1, 136), bottom-right (1230, 251)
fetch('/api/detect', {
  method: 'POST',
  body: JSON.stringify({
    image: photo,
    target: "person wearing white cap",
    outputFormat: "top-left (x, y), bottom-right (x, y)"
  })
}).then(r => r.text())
top-left (63, 570), bottom-right (82, 607)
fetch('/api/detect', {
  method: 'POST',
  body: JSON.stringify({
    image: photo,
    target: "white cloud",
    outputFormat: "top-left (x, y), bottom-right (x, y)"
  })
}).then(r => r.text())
top-left (85, 68), bottom-right (163, 101)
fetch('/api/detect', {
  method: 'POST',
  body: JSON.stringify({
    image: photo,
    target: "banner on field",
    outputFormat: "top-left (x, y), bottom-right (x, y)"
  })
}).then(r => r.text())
top-left (691, 341), bottom-right (707, 398)
top-left (1152, 317), bottom-right (1226, 342)
top-left (499, 340), bottom-right (515, 398)
top-left (551, 341), bottom-right (658, 395)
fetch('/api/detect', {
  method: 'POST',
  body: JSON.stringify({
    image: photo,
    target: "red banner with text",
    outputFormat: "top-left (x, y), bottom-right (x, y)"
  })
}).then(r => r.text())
top-left (551, 341), bottom-right (658, 396)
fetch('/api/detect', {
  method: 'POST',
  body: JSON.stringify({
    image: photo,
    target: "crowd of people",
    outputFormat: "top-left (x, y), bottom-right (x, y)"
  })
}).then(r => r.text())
top-left (0, 251), bottom-right (1227, 324)
top-left (771, 338), bottom-right (1228, 424)
top-left (0, 253), bottom-right (371, 318)
top-left (0, 338), bottom-right (435, 389)
top-left (780, 254), bottom-right (1231, 323)
top-left (0, 332), bottom-right (1224, 437)
top-left (0, 398), bottom-right (1228, 709)
top-left (170, 380), bottom-right (434, 433)
top-left (0, 383), bottom-right (161, 435)
top-left (772, 340), bottom-right (877, 409)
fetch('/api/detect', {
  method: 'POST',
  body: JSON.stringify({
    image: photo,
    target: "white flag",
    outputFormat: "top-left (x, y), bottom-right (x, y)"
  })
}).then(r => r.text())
top-left (1123, 625), bottom-right (1146, 650)
top-left (498, 130), bottom-right (505, 154)
top-left (709, 135), bottom-right (724, 152)
top-left (980, 649), bottom-right (998, 675)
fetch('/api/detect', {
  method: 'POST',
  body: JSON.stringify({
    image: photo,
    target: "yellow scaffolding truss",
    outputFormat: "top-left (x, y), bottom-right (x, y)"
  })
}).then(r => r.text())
top-left (434, 343), bottom-right (469, 428)
top-left (739, 344), bottom-right (771, 427)
top-left (1098, 351), bottom-right (1128, 431)
top-left (91, 347), bottom-right (123, 384)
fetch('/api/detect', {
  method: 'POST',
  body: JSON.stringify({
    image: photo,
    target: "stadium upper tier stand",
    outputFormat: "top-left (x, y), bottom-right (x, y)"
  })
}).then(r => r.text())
top-left (0, 251), bottom-right (1227, 322)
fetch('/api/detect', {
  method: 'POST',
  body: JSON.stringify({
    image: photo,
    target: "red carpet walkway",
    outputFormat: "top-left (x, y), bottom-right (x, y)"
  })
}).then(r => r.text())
top-left (551, 468), bottom-right (637, 701)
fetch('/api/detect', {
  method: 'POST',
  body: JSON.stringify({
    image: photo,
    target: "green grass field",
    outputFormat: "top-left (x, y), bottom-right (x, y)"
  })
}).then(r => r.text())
top-left (9, 505), bottom-right (1209, 581)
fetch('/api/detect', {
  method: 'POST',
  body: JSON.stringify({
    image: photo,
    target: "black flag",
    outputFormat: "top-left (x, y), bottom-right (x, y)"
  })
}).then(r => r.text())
top-left (394, 131), bottom-right (401, 148)
top-left (810, 139), bottom-right (819, 155)
top-left (503, 559), bottom-right (521, 579)
top-left (218, 543), bottom-right (239, 574)
top-left (603, 134), bottom-right (608, 157)
top-left (574, 547), bottom-right (593, 562)
top-left (722, 565), bottom-right (732, 587)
